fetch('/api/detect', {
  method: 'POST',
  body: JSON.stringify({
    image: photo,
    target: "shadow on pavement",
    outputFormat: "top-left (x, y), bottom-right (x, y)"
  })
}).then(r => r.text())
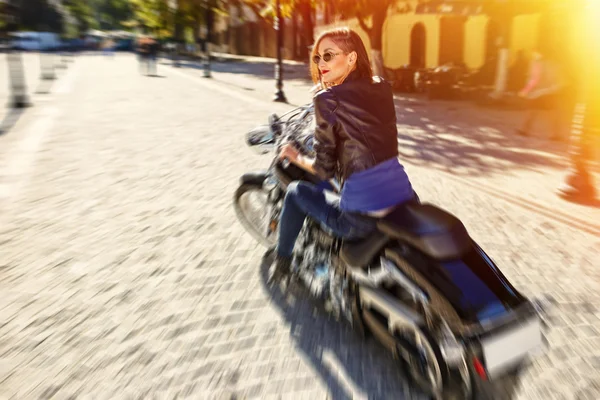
top-left (393, 100), bottom-right (571, 177)
top-left (257, 253), bottom-right (417, 400)
top-left (0, 108), bottom-right (25, 136)
top-left (35, 78), bottom-right (55, 94)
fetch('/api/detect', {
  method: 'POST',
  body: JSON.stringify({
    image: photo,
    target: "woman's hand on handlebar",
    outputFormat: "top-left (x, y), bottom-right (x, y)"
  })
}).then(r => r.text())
top-left (279, 143), bottom-right (317, 176)
top-left (278, 143), bottom-right (300, 164)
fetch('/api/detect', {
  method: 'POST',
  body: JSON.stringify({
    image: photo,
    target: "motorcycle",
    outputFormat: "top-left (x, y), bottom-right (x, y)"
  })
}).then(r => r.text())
top-left (233, 104), bottom-right (544, 399)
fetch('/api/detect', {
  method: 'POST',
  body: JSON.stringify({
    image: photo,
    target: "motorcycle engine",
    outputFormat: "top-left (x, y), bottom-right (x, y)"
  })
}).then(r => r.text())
top-left (295, 239), bottom-right (331, 299)
top-left (293, 222), bottom-right (351, 321)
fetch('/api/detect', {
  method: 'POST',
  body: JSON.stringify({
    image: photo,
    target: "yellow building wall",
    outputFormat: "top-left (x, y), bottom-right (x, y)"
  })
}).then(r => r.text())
top-left (316, 13), bottom-right (440, 69)
top-left (464, 16), bottom-right (488, 69)
top-left (383, 13), bottom-right (440, 68)
top-left (461, 13), bottom-right (542, 69)
top-left (510, 14), bottom-right (541, 59)
top-left (316, 11), bottom-right (542, 71)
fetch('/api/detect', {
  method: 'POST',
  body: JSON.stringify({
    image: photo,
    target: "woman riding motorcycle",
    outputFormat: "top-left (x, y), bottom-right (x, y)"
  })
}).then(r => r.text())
top-left (271, 27), bottom-right (415, 281)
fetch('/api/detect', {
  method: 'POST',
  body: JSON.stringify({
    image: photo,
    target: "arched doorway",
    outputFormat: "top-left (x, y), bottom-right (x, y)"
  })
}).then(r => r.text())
top-left (410, 23), bottom-right (426, 68)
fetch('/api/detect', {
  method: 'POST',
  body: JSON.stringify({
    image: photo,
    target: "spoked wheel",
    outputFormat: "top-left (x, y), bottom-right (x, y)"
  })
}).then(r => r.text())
top-left (396, 325), bottom-right (445, 400)
top-left (234, 183), bottom-right (279, 248)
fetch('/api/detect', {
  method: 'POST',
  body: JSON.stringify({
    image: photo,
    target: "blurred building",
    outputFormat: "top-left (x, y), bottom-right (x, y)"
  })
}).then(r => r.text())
top-left (215, 0), bottom-right (577, 73)
top-left (213, 3), bottom-right (305, 60)
top-left (316, 0), bottom-right (569, 71)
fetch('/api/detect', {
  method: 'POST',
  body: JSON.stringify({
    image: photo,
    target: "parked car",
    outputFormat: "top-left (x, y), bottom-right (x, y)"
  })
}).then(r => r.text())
top-left (11, 32), bottom-right (61, 51)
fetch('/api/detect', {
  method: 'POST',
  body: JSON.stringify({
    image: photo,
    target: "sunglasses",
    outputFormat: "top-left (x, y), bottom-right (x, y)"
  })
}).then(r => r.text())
top-left (312, 51), bottom-right (343, 65)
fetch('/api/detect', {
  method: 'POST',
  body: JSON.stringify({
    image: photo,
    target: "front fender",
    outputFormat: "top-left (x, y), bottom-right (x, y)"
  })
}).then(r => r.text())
top-left (239, 172), bottom-right (269, 187)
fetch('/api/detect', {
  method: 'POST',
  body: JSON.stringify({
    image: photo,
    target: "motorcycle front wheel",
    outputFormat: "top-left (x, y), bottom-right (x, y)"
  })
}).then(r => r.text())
top-left (234, 183), bottom-right (279, 248)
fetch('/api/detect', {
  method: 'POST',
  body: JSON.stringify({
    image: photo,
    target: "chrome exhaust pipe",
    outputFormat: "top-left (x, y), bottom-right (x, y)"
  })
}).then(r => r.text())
top-left (362, 308), bottom-right (424, 361)
top-left (347, 257), bottom-right (429, 305)
top-left (359, 286), bottom-right (424, 330)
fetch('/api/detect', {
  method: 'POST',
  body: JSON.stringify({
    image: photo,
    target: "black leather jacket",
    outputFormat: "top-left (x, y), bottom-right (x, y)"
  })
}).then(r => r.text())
top-left (312, 70), bottom-right (399, 182)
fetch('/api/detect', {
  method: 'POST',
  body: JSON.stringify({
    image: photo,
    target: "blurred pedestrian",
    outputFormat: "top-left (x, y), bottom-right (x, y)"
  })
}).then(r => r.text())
top-left (517, 50), bottom-right (566, 140)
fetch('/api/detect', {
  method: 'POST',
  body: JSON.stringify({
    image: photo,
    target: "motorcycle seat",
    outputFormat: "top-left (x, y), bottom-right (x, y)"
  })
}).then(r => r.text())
top-left (376, 203), bottom-right (471, 261)
top-left (340, 203), bottom-right (470, 268)
top-left (340, 231), bottom-right (390, 269)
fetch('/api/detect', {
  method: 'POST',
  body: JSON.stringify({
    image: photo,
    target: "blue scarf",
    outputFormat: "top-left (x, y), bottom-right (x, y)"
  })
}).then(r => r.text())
top-left (339, 157), bottom-right (414, 213)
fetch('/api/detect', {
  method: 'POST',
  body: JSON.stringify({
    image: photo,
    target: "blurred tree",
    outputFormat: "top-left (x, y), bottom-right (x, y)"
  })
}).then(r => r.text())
top-left (180, 0), bottom-right (229, 50)
top-left (183, 0), bottom-right (204, 43)
top-left (0, 2), bottom-right (7, 33)
top-left (17, 0), bottom-right (65, 32)
top-left (63, 0), bottom-right (96, 35)
top-left (295, 0), bottom-right (315, 59)
top-left (177, 0), bottom-right (219, 41)
top-left (91, 0), bottom-right (135, 30)
top-left (128, 0), bottom-right (171, 37)
top-left (242, 0), bottom-right (315, 60)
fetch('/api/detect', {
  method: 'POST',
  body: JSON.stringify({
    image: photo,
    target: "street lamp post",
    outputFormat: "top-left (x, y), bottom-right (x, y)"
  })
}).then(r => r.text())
top-left (273, 0), bottom-right (287, 103)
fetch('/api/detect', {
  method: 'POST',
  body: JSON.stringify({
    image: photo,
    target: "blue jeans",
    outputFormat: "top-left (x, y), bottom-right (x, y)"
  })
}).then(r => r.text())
top-left (276, 181), bottom-right (377, 259)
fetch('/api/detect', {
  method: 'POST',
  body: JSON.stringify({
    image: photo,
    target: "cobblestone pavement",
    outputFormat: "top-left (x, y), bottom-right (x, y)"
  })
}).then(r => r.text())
top-left (0, 53), bottom-right (599, 400)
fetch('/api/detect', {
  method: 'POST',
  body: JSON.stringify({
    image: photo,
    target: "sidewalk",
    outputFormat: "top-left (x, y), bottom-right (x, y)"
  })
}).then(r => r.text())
top-left (168, 54), bottom-right (600, 233)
